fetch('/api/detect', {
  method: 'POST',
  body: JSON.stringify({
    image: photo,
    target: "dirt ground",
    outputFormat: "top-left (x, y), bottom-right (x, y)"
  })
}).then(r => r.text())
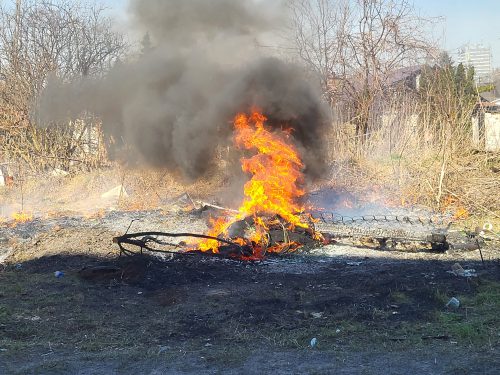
top-left (1, 210), bottom-right (499, 374)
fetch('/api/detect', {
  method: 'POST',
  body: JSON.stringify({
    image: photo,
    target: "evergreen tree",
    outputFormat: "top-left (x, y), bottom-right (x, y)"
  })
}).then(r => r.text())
top-left (419, 57), bottom-right (476, 143)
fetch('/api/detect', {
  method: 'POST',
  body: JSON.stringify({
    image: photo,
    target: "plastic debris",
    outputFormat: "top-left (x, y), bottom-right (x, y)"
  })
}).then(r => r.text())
top-left (101, 185), bottom-right (128, 199)
top-left (448, 263), bottom-right (477, 277)
top-left (54, 271), bottom-right (64, 278)
top-left (310, 337), bottom-right (317, 348)
top-left (483, 222), bottom-right (493, 231)
top-left (346, 261), bottom-right (362, 266)
top-left (157, 346), bottom-right (169, 355)
top-left (446, 297), bottom-right (460, 308)
top-left (461, 269), bottom-right (477, 277)
top-left (450, 263), bottom-right (464, 275)
top-left (51, 168), bottom-right (69, 177)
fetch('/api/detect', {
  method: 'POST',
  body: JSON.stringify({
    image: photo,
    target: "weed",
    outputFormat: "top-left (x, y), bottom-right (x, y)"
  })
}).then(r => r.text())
top-left (0, 305), bottom-right (11, 323)
top-left (390, 291), bottom-right (411, 304)
top-left (433, 288), bottom-right (451, 305)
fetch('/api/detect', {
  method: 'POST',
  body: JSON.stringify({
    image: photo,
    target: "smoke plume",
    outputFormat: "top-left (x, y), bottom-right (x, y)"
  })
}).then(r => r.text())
top-left (39, 0), bottom-right (330, 179)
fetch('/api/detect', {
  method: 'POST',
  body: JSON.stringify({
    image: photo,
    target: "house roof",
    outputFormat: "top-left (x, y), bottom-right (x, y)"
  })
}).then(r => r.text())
top-left (385, 65), bottom-right (423, 87)
top-left (480, 92), bottom-right (497, 102)
top-left (477, 95), bottom-right (500, 112)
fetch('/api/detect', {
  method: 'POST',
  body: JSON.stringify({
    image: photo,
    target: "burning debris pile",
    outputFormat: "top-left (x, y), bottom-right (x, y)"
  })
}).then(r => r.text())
top-left (114, 109), bottom-right (327, 260)
top-left (194, 110), bottom-right (325, 259)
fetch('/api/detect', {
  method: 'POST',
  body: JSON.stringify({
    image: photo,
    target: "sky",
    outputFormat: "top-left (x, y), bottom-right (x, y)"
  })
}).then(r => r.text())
top-left (415, 0), bottom-right (500, 68)
top-left (100, 0), bottom-right (500, 68)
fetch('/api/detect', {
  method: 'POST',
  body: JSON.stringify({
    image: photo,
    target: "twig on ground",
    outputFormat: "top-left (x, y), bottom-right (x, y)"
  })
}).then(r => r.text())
top-left (195, 201), bottom-right (239, 213)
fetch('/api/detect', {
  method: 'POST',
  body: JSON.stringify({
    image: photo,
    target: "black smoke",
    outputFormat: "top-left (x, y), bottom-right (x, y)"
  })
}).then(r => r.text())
top-left (39, 0), bottom-right (330, 179)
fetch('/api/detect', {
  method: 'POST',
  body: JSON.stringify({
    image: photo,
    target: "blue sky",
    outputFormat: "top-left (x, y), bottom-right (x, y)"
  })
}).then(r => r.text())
top-left (415, 0), bottom-right (500, 67)
top-left (94, 0), bottom-right (500, 68)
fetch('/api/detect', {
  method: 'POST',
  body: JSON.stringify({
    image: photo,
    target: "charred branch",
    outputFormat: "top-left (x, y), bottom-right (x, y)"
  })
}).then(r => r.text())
top-left (113, 231), bottom-right (244, 257)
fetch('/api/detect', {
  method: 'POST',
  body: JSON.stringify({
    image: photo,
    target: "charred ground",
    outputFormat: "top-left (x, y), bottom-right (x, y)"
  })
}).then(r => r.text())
top-left (1, 213), bottom-right (499, 374)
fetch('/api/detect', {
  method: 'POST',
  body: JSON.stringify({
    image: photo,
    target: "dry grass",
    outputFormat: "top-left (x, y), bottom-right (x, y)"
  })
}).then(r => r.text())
top-left (0, 159), bottom-right (232, 220)
top-left (325, 94), bottom-right (499, 226)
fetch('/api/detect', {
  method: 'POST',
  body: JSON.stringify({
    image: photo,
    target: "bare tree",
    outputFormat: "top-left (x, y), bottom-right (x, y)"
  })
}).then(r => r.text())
top-left (0, 0), bottom-right (127, 103)
top-left (289, 0), bottom-right (351, 102)
top-left (289, 0), bottom-right (435, 143)
top-left (0, 0), bottom-right (127, 170)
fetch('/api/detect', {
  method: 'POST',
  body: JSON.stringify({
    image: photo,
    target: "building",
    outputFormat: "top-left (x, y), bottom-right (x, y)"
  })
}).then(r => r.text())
top-left (457, 44), bottom-right (492, 84)
top-left (385, 65), bottom-right (423, 92)
top-left (472, 96), bottom-right (500, 151)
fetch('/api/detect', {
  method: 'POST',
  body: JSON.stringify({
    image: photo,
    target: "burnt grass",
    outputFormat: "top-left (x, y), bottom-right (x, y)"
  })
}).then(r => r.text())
top-left (1, 247), bottom-right (500, 373)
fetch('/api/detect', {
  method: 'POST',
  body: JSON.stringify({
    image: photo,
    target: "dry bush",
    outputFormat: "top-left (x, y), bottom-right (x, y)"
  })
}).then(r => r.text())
top-left (326, 87), bottom-right (499, 219)
top-left (0, 106), bottom-right (108, 173)
top-left (0, 0), bottom-right (126, 174)
top-left (115, 146), bottom-right (235, 211)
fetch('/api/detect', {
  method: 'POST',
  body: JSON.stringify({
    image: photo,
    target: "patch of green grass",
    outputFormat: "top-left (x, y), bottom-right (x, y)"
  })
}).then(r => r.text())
top-left (433, 288), bottom-right (450, 305)
top-left (371, 307), bottom-right (391, 320)
top-left (29, 360), bottom-right (71, 374)
top-left (390, 291), bottom-right (411, 304)
top-left (435, 281), bottom-right (500, 344)
top-left (346, 281), bottom-right (500, 348)
top-left (201, 345), bottom-right (252, 367)
top-left (390, 154), bottom-right (403, 161)
top-left (217, 317), bottom-right (366, 352)
top-left (0, 339), bottom-right (28, 352)
top-left (0, 305), bottom-right (11, 323)
top-left (0, 270), bottom-right (142, 353)
top-left (257, 320), bottom-right (366, 350)
top-left (439, 312), bottom-right (462, 325)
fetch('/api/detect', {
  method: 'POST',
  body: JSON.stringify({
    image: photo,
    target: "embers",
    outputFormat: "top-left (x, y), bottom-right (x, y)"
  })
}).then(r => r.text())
top-left (211, 213), bottom-right (325, 258)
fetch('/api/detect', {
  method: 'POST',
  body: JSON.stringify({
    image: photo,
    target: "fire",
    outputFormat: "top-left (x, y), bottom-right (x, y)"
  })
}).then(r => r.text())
top-left (442, 194), bottom-right (469, 220)
top-left (453, 206), bottom-right (469, 220)
top-left (196, 109), bottom-right (318, 258)
top-left (10, 211), bottom-right (34, 227)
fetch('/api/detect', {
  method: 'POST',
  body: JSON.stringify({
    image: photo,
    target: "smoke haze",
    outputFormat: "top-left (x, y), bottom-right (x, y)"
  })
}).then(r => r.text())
top-left (39, 0), bottom-right (330, 179)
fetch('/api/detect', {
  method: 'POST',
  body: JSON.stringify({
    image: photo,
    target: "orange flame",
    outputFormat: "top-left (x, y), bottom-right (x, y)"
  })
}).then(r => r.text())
top-left (197, 109), bottom-right (314, 256)
top-left (10, 211), bottom-right (34, 227)
top-left (453, 207), bottom-right (469, 220)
